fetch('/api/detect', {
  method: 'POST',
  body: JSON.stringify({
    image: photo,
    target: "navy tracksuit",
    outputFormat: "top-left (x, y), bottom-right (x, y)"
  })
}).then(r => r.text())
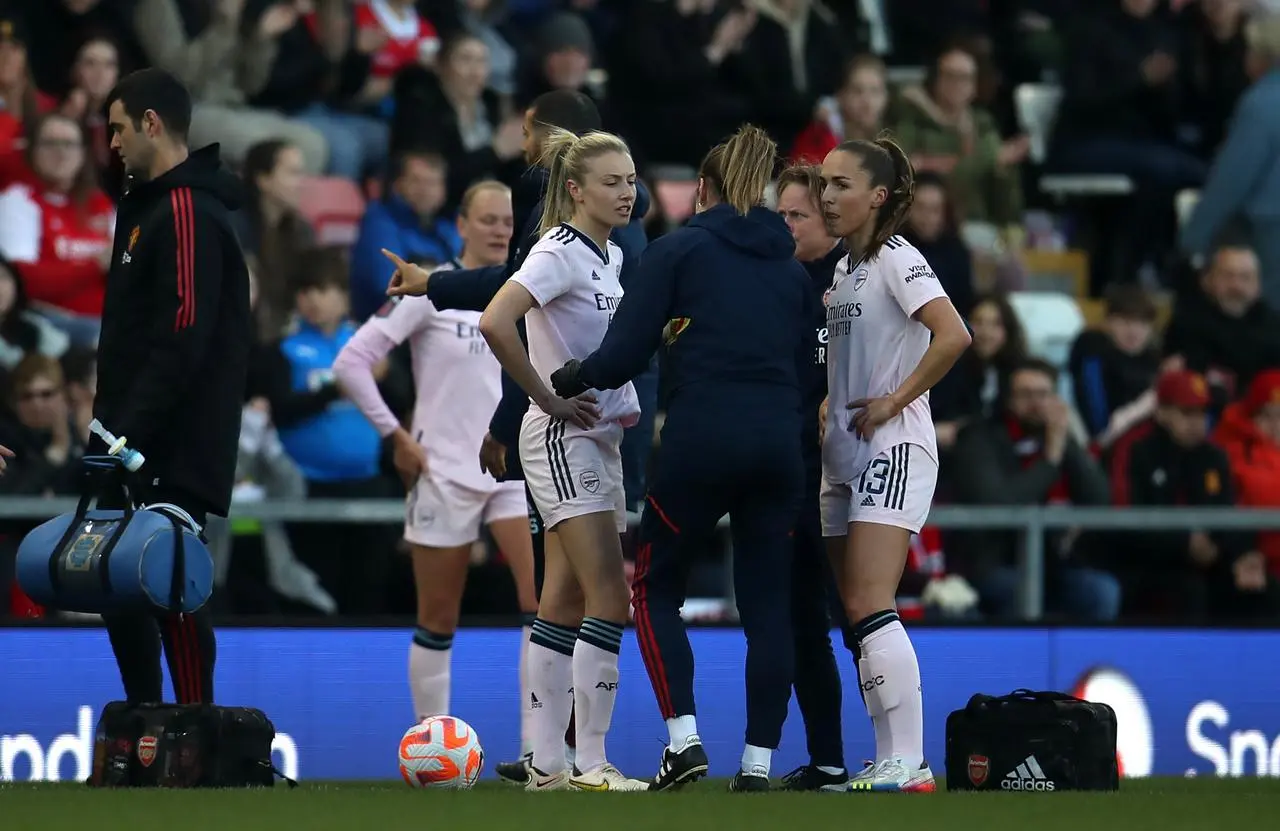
top-left (789, 243), bottom-right (855, 771)
top-left (577, 205), bottom-right (814, 751)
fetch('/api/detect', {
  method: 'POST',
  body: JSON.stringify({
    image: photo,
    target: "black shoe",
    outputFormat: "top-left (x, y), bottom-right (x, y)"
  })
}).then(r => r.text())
top-left (780, 765), bottom-right (849, 792)
top-left (650, 741), bottom-right (710, 791)
top-left (496, 753), bottom-right (533, 785)
top-left (729, 770), bottom-right (771, 792)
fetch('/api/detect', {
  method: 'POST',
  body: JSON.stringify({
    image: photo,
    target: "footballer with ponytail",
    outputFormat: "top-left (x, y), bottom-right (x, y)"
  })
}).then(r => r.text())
top-left (548, 122), bottom-right (817, 792)
top-left (815, 132), bottom-right (970, 794)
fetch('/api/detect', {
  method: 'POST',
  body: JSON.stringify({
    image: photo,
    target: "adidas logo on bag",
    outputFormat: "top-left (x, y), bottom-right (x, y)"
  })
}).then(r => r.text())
top-left (1001, 755), bottom-right (1056, 791)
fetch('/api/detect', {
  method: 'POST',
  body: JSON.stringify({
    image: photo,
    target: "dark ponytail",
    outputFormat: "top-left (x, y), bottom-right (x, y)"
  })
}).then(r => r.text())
top-left (834, 132), bottom-right (916, 259)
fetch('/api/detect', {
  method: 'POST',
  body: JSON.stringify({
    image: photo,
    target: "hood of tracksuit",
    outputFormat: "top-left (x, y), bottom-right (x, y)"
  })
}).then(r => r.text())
top-left (686, 203), bottom-right (796, 261)
top-left (123, 143), bottom-right (244, 211)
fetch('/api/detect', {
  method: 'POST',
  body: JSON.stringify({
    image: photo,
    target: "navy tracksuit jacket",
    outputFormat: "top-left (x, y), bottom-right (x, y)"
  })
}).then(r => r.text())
top-left (576, 204), bottom-right (814, 748)
top-left (425, 168), bottom-right (651, 480)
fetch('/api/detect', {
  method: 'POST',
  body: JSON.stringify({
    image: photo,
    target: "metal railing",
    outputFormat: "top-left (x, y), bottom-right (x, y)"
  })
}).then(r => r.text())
top-left (4, 498), bottom-right (1278, 619)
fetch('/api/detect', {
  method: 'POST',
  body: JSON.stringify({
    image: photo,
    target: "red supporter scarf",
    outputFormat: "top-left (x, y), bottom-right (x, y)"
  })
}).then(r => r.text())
top-left (1005, 415), bottom-right (1070, 505)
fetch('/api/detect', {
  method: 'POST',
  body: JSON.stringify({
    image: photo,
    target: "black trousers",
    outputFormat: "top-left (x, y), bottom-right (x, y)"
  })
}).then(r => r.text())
top-left (789, 475), bottom-right (850, 770)
top-left (100, 486), bottom-right (217, 705)
top-left (632, 413), bottom-right (803, 750)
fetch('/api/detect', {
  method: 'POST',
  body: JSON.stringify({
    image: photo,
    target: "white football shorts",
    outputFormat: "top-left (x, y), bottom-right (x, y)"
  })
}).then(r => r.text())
top-left (821, 442), bottom-right (937, 536)
top-left (519, 409), bottom-right (626, 533)
top-left (405, 473), bottom-right (527, 548)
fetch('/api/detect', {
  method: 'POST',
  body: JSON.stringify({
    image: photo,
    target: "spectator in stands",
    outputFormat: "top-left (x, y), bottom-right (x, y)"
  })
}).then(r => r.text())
top-left (932, 293), bottom-right (1026, 453)
top-left (1109, 369), bottom-right (1278, 621)
top-left (59, 35), bottom-right (120, 184)
top-left (949, 358), bottom-right (1119, 621)
top-left (733, 0), bottom-right (847, 150)
top-left (350, 151), bottom-right (461, 321)
top-left (244, 0), bottom-right (390, 181)
top-left (132, 0), bottom-right (329, 172)
top-left (60, 345), bottom-right (94, 446)
top-left (0, 256), bottom-right (69, 373)
top-left (1069, 284), bottom-right (1162, 446)
top-left (352, 0), bottom-right (440, 96)
top-left (902, 171), bottom-right (974, 316)
top-left (1215, 369), bottom-right (1280, 584)
top-left (790, 54), bottom-right (887, 164)
top-left (235, 139), bottom-right (316, 340)
top-left (1180, 0), bottom-right (1249, 159)
top-left (607, 0), bottom-right (755, 169)
top-left (0, 113), bottom-right (115, 347)
top-left (891, 40), bottom-right (1027, 241)
top-left (885, 0), bottom-right (990, 66)
top-left (265, 247), bottom-right (397, 614)
top-left (1181, 13), bottom-right (1280, 304)
top-left (1164, 240), bottom-right (1280, 402)
top-left (0, 15), bottom-right (57, 178)
top-left (22, 0), bottom-right (145, 100)
top-left (391, 33), bottom-right (524, 207)
top-left (0, 354), bottom-right (82, 497)
top-left (448, 0), bottom-right (518, 101)
top-left (1052, 0), bottom-right (1205, 281)
top-left (517, 11), bottom-right (597, 109)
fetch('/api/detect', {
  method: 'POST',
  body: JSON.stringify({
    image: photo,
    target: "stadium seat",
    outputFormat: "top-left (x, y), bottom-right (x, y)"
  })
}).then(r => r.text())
top-left (1014, 84), bottom-right (1134, 200)
top-left (297, 177), bottom-right (367, 247)
top-left (1008, 290), bottom-right (1085, 370)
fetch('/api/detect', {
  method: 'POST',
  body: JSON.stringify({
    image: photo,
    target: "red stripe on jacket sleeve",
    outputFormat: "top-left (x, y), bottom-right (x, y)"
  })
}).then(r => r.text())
top-left (170, 188), bottom-right (196, 332)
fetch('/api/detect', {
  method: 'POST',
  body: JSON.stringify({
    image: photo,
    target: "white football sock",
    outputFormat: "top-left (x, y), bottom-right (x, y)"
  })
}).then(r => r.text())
top-left (741, 744), bottom-right (771, 777)
top-left (666, 715), bottom-right (699, 752)
top-left (861, 619), bottom-right (924, 770)
top-left (573, 617), bottom-right (624, 775)
top-left (519, 622), bottom-right (533, 756)
top-left (529, 619), bottom-right (576, 774)
top-left (408, 628), bottom-right (453, 721)
top-left (858, 652), bottom-right (892, 762)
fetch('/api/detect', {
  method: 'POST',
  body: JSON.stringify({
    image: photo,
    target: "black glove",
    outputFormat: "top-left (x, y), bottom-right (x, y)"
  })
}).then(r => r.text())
top-left (550, 359), bottom-right (590, 398)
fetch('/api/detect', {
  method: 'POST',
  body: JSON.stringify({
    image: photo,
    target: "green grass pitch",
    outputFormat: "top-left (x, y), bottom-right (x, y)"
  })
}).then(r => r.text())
top-left (5, 778), bottom-right (1280, 831)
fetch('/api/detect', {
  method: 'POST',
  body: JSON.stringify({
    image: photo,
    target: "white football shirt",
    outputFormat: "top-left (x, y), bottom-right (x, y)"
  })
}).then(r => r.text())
top-left (368, 262), bottom-right (503, 493)
top-left (822, 235), bottom-right (948, 485)
top-left (511, 224), bottom-right (640, 428)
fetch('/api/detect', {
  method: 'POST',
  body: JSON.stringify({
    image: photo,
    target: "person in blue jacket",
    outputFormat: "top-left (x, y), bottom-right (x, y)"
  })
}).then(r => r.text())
top-left (379, 88), bottom-right (650, 783)
top-left (349, 151), bottom-right (462, 321)
top-left (549, 126), bottom-right (814, 793)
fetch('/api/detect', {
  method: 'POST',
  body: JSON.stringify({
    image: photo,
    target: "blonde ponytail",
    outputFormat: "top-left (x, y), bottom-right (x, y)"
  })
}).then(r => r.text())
top-left (719, 125), bottom-right (777, 215)
top-left (537, 128), bottom-right (581, 235)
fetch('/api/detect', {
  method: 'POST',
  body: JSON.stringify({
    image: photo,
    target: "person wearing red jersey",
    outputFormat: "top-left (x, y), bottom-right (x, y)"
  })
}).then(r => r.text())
top-left (0, 15), bottom-right (58, 185)
top-left (353, 0), bottom-right (439, 114)
top-left (0, 113), bottom-right (115, 347)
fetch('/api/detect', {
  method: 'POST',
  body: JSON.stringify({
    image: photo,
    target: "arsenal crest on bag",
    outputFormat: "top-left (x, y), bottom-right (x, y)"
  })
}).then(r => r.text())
top-left (945, 689), bottom-right (1119, 792)
top-left (88, 702), bottom-right (297, 789)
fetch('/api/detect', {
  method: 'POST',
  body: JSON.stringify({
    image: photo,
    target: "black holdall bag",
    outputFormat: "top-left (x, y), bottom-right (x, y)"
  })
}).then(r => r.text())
top-left (945, 689), bottom-right (1119, 792)
top-left (88, 702), bottom-right (298, 789)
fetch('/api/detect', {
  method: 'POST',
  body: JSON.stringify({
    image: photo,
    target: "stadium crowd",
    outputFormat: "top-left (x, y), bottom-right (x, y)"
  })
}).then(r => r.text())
top-left (1, 0), bottom-right (1280, 625)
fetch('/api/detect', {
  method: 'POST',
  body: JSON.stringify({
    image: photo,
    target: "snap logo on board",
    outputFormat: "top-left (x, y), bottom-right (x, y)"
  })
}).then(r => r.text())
top-left (0, 707), bottom-right (300, 782)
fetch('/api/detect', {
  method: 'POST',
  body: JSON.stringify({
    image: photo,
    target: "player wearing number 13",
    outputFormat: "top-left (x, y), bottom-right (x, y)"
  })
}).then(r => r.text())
top-left (817, 137), bottom-right (970, 792)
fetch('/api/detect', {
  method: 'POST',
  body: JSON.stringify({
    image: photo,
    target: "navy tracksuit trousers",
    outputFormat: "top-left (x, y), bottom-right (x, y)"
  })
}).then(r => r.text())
top-left (632, 405), bottom-right (803, 750)
top-left (788, 463), bottom-right (855, 769)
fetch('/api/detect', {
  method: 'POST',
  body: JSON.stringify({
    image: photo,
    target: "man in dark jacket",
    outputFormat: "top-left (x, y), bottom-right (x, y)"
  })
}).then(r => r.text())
top-left (1107, 369), bottom-right (1279, 620)
top-left (95, 68), bottom-right (251, 705)
top-left (949, 358), bottom-right (1120, 621)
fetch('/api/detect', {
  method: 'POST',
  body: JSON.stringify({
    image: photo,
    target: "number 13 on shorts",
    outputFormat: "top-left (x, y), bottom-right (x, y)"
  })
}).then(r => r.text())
top-left (821, 443), bottom-right (938, 536)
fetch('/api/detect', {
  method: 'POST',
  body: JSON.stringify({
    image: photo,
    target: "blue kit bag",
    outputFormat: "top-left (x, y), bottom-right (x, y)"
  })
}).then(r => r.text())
top-left (15, 456), bottom-right (214, 614)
